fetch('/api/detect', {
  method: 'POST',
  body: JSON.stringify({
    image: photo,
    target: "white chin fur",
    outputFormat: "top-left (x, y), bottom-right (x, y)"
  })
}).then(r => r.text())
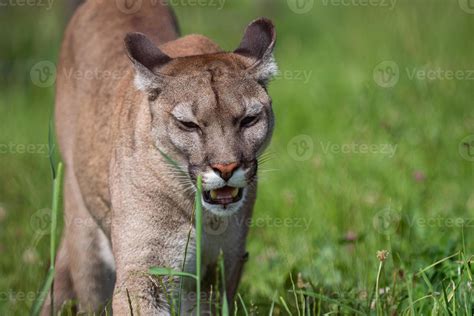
top-left (201, 189), bottom-right (247, 217)
top-left (202, 167), bottom-right (248, 191)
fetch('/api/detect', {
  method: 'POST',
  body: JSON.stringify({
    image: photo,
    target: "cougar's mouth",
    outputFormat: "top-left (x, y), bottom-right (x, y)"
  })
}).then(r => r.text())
top-left (203, 186), bottom-right (244, 205)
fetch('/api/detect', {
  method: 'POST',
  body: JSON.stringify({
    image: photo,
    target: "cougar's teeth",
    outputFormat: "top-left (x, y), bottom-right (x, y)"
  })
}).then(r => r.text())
top-left (231, 188), bottom-right (239, 198)
top-left (210, 190), bottom-right (218, 200)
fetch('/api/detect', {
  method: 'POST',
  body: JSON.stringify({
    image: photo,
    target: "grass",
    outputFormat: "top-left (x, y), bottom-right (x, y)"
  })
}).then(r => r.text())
top-left (1, 0), bottom-right (474, 314)
top-left (30, 162), bottom-right (62, 316)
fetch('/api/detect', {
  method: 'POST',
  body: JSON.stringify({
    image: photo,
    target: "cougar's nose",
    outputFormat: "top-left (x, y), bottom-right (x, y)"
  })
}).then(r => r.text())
top-left (211, 162), bottom-right (240, 181)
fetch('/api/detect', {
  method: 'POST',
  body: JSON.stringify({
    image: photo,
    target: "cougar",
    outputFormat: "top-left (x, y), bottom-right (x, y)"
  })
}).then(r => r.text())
top-left (42, 0), bottom-right (277, 314)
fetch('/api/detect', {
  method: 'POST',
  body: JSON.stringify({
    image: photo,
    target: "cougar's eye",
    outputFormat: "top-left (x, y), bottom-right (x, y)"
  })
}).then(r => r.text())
top-left (177, 120), bottom-right (200, 131)
top-left (240, 115), bottom-right (259, 128)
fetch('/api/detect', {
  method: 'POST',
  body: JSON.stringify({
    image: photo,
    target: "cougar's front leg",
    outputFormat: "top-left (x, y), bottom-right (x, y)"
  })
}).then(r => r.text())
top-left (110, 186), bottom-right (193, 315)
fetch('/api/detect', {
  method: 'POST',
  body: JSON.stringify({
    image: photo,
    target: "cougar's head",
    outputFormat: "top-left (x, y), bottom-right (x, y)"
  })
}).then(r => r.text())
top-left (124, 18), bottom-right (277, 216)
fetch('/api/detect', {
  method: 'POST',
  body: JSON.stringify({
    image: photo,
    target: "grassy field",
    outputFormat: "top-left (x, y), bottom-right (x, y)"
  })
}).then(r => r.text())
top-left (1, 0), bottom-right (474, 314)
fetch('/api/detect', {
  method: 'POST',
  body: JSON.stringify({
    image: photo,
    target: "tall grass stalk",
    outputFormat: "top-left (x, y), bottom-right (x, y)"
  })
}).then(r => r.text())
top-left (289, 273), bottom-right (301, 316)
top-left (218, 251), bottom-right (229, 316)
top-left (30, 162), bottom-right (63, 316)
top-left (195, 175), bottom-right (203, 314)
top-left (375, 259), bottom-right (384, 316)
top-left (237, 293), bottom-right (249, 316)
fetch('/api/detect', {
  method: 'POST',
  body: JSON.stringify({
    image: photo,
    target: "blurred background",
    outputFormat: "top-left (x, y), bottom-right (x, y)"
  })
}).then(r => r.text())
top-left (1, 0), bottom-right (473, 314)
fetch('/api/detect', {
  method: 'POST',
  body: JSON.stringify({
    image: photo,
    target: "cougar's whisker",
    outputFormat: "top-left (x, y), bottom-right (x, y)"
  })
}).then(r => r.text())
top-left (258, 168), bottom-right (279, 173)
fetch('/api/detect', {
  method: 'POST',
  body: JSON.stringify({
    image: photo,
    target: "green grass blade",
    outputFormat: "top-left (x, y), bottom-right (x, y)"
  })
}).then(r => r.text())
top-left (269, 291), bottom-right (277, 316)
top-left (178, 225), bottom-right (194, 315)
top-left (195, 175), bottom-right (203, 315)
top-left (48, 115), bottom-right (57, 179)
top-left (416, 252), bottom-right (460, 276)
top-left (218, 250), bottom-right (229, 316)
top-left (279, 296), bottom-right (292, 316)
top-left (30, 267), bottom-right (55, 316)
top-left (30, 162), bottom-right (63, 316)
top-left (402, 294), bottom-right (435, 314)
top-left (50, 162), bottom-right (63, 267)
top-left (440, 280), bottom-right (453, 316)
top-left (375, 261), bottom-right (383, 316)
top-left (461, 252), bottom-right (473, 282)
top-left (404, 272), bottom-right (416, 316)
top-left (157, 277), bottom-right (177, 316)
top-left (149, 267), bottom-right (198, 280)
top-left (238, 293), bottom-right (249, 316)
top-left (289, 273), bottom-right (301, 316)
top-left (234, 301), bottom-right (238, 316)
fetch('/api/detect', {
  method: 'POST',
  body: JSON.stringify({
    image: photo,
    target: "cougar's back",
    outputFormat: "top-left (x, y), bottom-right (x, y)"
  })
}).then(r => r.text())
top-left (54, 1), bottom-right (180, 230)
top-left (56, 0), bottom-right (179, 161)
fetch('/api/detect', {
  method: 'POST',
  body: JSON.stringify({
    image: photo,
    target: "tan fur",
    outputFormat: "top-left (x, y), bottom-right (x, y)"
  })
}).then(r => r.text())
top-left (42, 0), bottom-right (277, 314)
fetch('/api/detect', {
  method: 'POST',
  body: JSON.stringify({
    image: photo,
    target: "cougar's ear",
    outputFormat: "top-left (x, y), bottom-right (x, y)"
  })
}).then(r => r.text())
top-left (234, 18), bottom-right (278, 84)
top-left (124, 32), bottom-right (172, 93)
